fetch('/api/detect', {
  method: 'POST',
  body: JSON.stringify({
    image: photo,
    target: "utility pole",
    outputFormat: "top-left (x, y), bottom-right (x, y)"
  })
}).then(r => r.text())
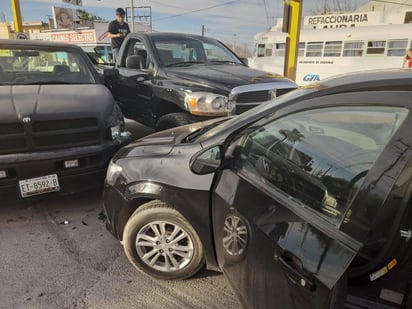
top-left (131, 0), bottom-right (135, 32)
top-left (135, 6), bottom-right (152, 31)
top-left (201, 25), bottom-right (205, 36)
top-left (11, 0), bottom-right (23, 33)
top-left (282, 0), bottom-right (303, 81)
top-left (233, 34), bottom-right (238, 52)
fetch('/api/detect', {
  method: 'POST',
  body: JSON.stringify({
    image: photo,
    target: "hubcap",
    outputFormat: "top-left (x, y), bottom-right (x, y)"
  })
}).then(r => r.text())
top-left (135, 221), bottom-right (194, 272)
top-left (222, 215), bottom-right (248, 256)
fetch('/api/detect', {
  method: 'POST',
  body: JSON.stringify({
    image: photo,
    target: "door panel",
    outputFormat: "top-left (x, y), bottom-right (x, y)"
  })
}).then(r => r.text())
top-left (211, 105), bottom-right (408, 308)
top-left (213, 170), bottom-right (356, 308)
top-left (114, 68), bottom-right (153, 125)
top-left (210, 105), bottom-right (409, 308)
top-left (113, 38), bottom-right (154, 126)
top-left (212, 170), bottom-right (359, 308)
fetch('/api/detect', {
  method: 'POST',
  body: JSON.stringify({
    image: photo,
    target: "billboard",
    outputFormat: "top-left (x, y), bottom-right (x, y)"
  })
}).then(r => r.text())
top-left (49, 31), bottom-right (96, 43)
top-left (29, 23), bottom-right (111, 45)
top-left (52, 6), bottom-right (74, 29)
top-left (62, 0), bottom-right (82, 5)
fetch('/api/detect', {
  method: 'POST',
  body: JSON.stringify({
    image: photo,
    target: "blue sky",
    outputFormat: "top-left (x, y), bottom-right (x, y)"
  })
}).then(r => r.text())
top-left (1, 0), bottom-right (370, 47)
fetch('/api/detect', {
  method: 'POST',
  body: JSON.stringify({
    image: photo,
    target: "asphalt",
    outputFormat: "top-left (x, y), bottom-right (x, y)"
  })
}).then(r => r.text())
top-left (0, 119), bottom-right (241, 309)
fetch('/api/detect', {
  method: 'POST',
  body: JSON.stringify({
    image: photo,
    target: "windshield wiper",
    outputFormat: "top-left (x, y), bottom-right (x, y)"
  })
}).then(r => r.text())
top-left (184, 119), bottom-right (228, 143)
top-left (166, 61), bottom-right (205, 67)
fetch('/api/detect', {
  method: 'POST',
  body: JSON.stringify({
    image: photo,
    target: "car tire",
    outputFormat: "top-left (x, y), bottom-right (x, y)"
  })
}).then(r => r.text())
top-left (123, 200), bottom-right (205, 280)
top-left (155, 112), bottom-right (191, 131)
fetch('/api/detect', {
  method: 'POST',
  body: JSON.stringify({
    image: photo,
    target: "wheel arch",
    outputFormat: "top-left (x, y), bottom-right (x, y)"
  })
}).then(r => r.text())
top-left (153, 98), bottom-right (186, 120)
top-left (117, 181), bottom-right (194, 241)
top-left (115, 196), bottom-right (154, 241)
top-left (116, 181), bottom-right (219, 270)
top-left (122, 199), bottom-right (206, 280)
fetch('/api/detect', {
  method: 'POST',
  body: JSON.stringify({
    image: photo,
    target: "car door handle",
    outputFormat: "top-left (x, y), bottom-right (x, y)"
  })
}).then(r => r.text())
top-left (279, 254), bottom-right (316, 291)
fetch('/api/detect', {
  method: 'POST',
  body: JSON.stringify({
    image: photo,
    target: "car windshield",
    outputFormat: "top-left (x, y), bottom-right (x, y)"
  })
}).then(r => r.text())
top-left (0, 47), bottom-right (96, 85)
top-left (80, 45), bottom-right (113, 64)
top-left (152, 36), bottom-right (243, 67)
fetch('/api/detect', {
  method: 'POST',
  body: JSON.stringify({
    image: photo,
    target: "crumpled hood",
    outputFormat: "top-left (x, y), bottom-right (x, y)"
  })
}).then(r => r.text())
top-left (0, 84), bottom-right (115, 122)
top-left (115, 118), bottom-right (224, 159)
top-left (165, 64), bottom-right (287, 92)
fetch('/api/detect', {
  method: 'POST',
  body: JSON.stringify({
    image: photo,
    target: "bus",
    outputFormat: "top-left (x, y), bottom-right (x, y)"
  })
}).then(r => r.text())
top-left (248, 8), bottom-right (412, 85)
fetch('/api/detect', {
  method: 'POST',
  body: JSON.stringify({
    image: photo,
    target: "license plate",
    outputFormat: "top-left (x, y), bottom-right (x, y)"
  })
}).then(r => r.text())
top-left (19, 174), bottom-right (60, 198)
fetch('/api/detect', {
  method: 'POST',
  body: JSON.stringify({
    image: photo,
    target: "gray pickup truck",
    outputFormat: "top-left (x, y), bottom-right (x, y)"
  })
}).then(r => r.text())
top-left (0, 39), bottom-right (130, 201)
top-left (105, 32), bottom-right (298, 130)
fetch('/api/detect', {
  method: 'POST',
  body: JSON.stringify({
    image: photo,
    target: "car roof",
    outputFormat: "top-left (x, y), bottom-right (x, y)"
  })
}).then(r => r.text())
top-left (0, 39), bottom-right (83, 51)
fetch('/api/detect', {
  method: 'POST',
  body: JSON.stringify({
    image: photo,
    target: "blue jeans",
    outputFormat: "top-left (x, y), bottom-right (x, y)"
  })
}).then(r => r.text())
top-left (112, 47), bottom-right (119, 64)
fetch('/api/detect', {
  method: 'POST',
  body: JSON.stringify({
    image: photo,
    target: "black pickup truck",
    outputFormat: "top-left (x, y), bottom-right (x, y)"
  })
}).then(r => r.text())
top-left (0, 40), bottom-right (130, 201)
top-left (105, 32), bottom-right (298, 130)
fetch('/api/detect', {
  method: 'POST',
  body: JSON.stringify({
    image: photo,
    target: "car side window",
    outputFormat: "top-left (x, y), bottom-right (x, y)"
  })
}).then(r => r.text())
top-left (238, 106), bottom-right (408, 226)
top-left (120, 39), bottom-right (150, 70)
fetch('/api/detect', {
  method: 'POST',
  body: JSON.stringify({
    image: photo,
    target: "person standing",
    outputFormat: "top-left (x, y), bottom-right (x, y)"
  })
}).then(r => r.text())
top-left (402, 48), bottom-right (412, 68)
top-left (108, 8), bottom-right (130, 62)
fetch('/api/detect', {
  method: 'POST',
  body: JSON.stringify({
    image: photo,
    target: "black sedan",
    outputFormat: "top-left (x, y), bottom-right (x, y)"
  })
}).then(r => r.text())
top-left (103, 69), bottom-right (412, 309)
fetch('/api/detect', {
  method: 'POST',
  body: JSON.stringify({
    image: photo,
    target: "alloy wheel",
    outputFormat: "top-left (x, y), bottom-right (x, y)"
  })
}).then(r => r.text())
top-left (222, 215), bottom-right (248, 256)
top-left (135, 221), bottom-right (194, 272)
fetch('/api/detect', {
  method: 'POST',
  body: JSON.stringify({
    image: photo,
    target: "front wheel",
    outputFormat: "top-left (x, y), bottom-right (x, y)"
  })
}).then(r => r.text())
top-left (123, 200), bottom-right (205, 280)
top-left (155, 112), bottom-right (191, 131)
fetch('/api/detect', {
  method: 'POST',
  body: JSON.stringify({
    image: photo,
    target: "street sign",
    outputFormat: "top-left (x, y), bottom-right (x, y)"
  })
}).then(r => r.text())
top-left (15, 32), bottom-right (29, 40)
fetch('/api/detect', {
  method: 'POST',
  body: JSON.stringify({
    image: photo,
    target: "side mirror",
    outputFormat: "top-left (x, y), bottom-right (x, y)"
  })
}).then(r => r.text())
top-left (104, 68), bottom-right (119, 83)
top-left (190, 146), bottom-right (222, 175)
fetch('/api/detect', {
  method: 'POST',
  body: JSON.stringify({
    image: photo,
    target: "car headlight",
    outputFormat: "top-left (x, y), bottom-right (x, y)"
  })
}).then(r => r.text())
top-left (106, 161), bottom-right (123, 186)
top-left (184, 92), bottom-right (234, 116)
top-left (106, 103), bottom-right (126, 140)
top-left (269, 89), bottom-right (277, 100)
top-left (110, 125), bottom-right (121, 140)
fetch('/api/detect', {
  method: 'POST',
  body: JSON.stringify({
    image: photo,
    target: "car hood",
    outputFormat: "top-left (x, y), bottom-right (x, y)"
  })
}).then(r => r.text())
top-left (165, 64), bottom-right (288, 92)
top-left (0, 84), bottom-right (114, 122)
top-left (114, 118), bottom-right (225, 159)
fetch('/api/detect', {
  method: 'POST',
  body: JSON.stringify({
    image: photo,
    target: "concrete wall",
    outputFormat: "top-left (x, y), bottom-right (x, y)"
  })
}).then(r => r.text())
top-left (0, 23), bottom-right (12, 39)
top-left (0, 21), bottom-right (49, 39)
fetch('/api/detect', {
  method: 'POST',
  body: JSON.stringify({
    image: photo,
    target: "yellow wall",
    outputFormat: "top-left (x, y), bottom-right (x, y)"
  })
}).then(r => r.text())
top-left (0, 22), bottom-right (49, 39)
top-left (0, 23), bottom-right (13, 39)
top-left (23, 23), bottom-right (49, 34)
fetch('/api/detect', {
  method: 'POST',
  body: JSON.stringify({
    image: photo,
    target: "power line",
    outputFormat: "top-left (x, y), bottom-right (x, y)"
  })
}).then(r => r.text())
top-left (370, 0), bottom-right (412, 6)
top-left (262, 0), bottom-right (272, 29)
top-left (146, 0), bottom-right (186, 11)
top-left (153, 0), bottom-right (239, 22)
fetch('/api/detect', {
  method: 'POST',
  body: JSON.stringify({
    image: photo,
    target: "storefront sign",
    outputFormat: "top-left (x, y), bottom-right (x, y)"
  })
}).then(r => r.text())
top-left (50, 30), bottom-right (96, 43)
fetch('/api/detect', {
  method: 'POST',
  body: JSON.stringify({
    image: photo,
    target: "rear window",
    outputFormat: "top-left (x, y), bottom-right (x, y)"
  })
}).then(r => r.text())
top-left (0, 47), bottom-right (96, 84)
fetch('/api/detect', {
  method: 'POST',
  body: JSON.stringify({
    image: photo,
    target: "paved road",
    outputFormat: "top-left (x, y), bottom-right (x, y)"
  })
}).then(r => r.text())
top-left (0, 120), bottom-right (241, 309)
